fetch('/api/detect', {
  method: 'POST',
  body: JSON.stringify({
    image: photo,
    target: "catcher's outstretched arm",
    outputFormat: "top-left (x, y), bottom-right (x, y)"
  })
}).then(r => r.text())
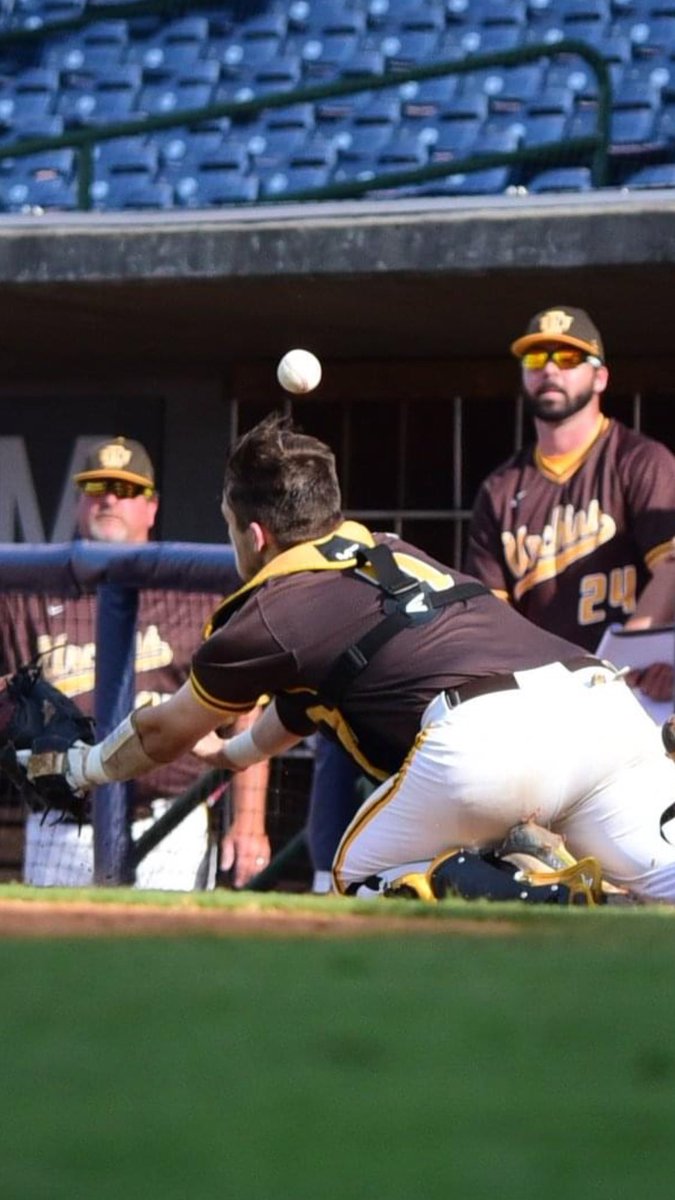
top-left (25, 685), bottom-right (300, 799)
top-left (25, 682), bottom-right (221, 796)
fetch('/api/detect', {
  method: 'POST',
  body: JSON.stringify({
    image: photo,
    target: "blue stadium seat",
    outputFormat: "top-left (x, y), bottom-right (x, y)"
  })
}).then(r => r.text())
top-left (625, 13), bottom-right (675, 56)
top-left (399, 78), bottom-right (461, 121)
top-left (249, 56), bottom-right (303, 95)
top-left (288, 3), bottom-right (367, 36)
top-left (12, 0), bottom-right (86, 26)
top-left (247, 105), bottom-right (318, 165)
top-left (156, 129), bottom-right (224, 177)
top-left (8, 146), bottom-right (76, 182)
top-left (0, 113), bottom-right (64, 145)
top-left (259, 164), bottom-right (333, 198)
top-left (2, 68), bottom-right (59, 122)
top-left (175, 169), bottom-right (259, 207)
top-left (462, 64), bottom-right (548, 108)
top-left (621, 55), bottom-right (674, 99)
top-left (264, 102), bottom-right (315, 133)
top-left (94, 63), bottom-right (143, 117)
top-left (622, 161), bottom-right (675, 188)
top-left (237, 10), bottom-right (289, 39)
top-left (138, 76), bottom-right (183, 117)
top-left (443, 0), bottom-right (473, 23)
top-left (91, 176), bottom-right (174, 210)
top-left (130, 15), bottom-right (209, 76)
top-left (299, 33), bottom-right (362, 80)
top-left (427, 94), bottom-right (490, 159)
top-left (655, 102), bottom-right (675, 145)
top-left (218, 33), bottom-right (282, 72)
top-left (378, 30), bottom-right (443, 74)
top-left (0, 175), bottom-right (78, 212)
top-left (558, 0), bottom-right (612, 39)
top-left (459, 22), bottom-right (524, 55)
top-left (336, 96), bottom-right (403, 162)
top-left (544, 59), bottom-right (603, 99)
top-left (519, 91), bottom-right (574, 146)
top-left (287, 136), bottom-right (337, 170)
top-left (338, 49), bottom-right (386, 80)
top-left (471, 125), bottom-right (522, 154)
top-left (526, 166), bottom-right (594, 192)
top-left (374, 129), bottom-right (429, 171)
top-left (247, 125), bottom-right (311, 167)
top-left (57, 63), bottom-right (142, 126)
top-left (44, 20), bottom-right (128, 73)
top-left (424, 165), bottom-right (515, 194)
top-left (366, 0), bottom-right (444, 28)
top-left (190, 138), bottom-right (250, 174)
top-left (138, 58), bottom-right (219, 115)
top-left (94, 136), bottom-right (159, 178)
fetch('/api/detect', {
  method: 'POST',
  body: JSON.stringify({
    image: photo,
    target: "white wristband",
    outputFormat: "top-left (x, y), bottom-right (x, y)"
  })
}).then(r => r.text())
top-left (223, 728), bottom-right (266, 769)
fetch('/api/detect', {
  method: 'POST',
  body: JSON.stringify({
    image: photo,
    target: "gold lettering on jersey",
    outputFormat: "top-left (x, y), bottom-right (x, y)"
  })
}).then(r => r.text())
top-left (135, 625), bottom-right (174, 672)
top-left (538, 309), bottom-right (574, 336)
top-left (37, 632), bottom-right (96, 696)
top-left (36, 626), bottom-right (174, 697)
top-left (502, 501), bottom-right (617, 600)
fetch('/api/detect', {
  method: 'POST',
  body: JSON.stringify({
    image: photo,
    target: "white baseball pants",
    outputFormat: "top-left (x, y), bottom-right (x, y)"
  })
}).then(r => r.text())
top-left (333, 663), bottom-right (675, 902)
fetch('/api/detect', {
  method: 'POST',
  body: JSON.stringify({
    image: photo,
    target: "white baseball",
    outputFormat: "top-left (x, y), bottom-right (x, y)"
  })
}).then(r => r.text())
top-left (276, 348), bottom-right (322, 395)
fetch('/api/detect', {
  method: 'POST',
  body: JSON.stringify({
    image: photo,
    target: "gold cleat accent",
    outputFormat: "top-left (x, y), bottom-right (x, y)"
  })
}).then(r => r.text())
top-left (523, 856), bottom-right (604, 906)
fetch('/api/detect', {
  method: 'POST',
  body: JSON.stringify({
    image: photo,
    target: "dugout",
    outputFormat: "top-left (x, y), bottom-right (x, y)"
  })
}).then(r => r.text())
top-left (0, 188), bottom-right (673, 558)
top-left (1, 182), bottom-right (674, 886)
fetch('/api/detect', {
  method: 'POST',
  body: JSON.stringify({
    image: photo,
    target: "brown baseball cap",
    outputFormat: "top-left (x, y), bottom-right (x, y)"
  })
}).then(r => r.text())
top-left (511, 306), bottom-right (605, 361)
top-left (73, 436), bottom-right (155, 489)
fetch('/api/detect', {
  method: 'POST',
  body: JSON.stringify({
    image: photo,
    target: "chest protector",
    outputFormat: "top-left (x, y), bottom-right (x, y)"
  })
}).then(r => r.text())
top-left (318, 540), bottom-right (487, 706)
top-left (206, 522), bottom-right (489, 708)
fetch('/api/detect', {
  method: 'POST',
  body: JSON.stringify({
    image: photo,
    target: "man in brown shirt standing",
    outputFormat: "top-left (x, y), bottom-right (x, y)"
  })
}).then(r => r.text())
top-left (465, 306), bottom-right (675, 705)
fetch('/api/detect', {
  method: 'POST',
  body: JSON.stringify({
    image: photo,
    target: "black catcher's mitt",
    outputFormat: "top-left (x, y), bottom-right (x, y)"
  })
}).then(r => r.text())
top-left (0, 661), bottom-right (96, 822)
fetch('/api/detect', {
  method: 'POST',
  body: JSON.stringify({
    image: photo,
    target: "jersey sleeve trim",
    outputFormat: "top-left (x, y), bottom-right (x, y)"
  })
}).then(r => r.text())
top-left (189, 670), bottom-right (252, 718)
top-left (645, 539), bottom-right (675, 571)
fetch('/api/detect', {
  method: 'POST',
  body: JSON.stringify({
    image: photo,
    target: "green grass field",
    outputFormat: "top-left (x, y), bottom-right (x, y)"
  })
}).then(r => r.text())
top-left (2, 886), bottom-right (675, 1200)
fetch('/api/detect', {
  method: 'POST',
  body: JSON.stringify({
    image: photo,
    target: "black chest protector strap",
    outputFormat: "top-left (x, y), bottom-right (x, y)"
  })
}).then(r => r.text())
top-left (318, 543), bottom-right (489, 706)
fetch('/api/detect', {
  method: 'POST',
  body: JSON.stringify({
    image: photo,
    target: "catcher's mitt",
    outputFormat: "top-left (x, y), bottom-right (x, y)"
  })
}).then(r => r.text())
top-left (0, 661), bottom-right (96, 823)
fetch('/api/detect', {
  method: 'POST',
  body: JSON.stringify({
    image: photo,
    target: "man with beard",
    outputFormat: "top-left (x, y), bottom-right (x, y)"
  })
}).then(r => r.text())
top-left (465, 306), bottom-right (675, 703)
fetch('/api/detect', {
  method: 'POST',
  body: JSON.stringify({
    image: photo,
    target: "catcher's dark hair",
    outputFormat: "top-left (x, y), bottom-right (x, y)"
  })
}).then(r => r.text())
top-left (224, 412), bottom-right (343, 546)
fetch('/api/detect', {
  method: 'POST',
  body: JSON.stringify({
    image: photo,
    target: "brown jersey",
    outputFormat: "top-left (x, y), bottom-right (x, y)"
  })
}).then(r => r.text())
top-left (465, 418), bottom-right (675, 651)
top-left (0, 588), bottom-right (220, 808)
top-left (190, 521), bottom-right (584, 780)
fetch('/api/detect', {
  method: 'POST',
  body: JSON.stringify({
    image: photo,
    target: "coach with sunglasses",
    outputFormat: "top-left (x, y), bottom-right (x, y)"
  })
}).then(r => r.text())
top-left (0, 436), bottom-right (270, 889)
top-left (74, 436), bottom-right (159, 544)
top-left (465, 306), bottom-right (675, 705)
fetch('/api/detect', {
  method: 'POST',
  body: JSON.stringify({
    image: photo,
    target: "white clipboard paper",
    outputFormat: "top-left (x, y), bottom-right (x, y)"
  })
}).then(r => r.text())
top-left (596, 623), bottom-right (674, 726)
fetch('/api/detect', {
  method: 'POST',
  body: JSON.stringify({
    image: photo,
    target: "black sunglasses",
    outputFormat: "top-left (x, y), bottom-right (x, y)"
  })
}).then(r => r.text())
top-left (79, 480), bottom-right (154, 499)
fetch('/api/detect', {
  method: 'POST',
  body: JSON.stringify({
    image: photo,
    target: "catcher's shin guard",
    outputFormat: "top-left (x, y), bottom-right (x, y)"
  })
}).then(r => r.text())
top-left (384, 840), bottom-right (604, 906)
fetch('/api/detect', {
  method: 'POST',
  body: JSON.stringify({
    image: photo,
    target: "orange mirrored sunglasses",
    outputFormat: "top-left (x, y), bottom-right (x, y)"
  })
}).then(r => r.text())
top-left (521, 348), bottom-right (602, 370)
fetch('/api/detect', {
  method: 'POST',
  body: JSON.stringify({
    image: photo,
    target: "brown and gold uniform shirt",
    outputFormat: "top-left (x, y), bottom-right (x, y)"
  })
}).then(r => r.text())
top-left (190, 521), bottom-right (583, 780)
top-left (465, 419), bottom-right (675, 651)
top-left (0, 588), bottom-right (220, 808)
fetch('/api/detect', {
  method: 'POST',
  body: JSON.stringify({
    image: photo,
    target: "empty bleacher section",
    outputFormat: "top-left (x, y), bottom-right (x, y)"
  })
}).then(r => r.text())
top-left (1, 0), bottom-right (675, 211)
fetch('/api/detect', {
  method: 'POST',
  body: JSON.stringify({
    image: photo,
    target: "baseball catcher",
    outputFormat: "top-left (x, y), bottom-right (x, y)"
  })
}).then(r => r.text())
top-left (0, 661), bottom-right (96, 824)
